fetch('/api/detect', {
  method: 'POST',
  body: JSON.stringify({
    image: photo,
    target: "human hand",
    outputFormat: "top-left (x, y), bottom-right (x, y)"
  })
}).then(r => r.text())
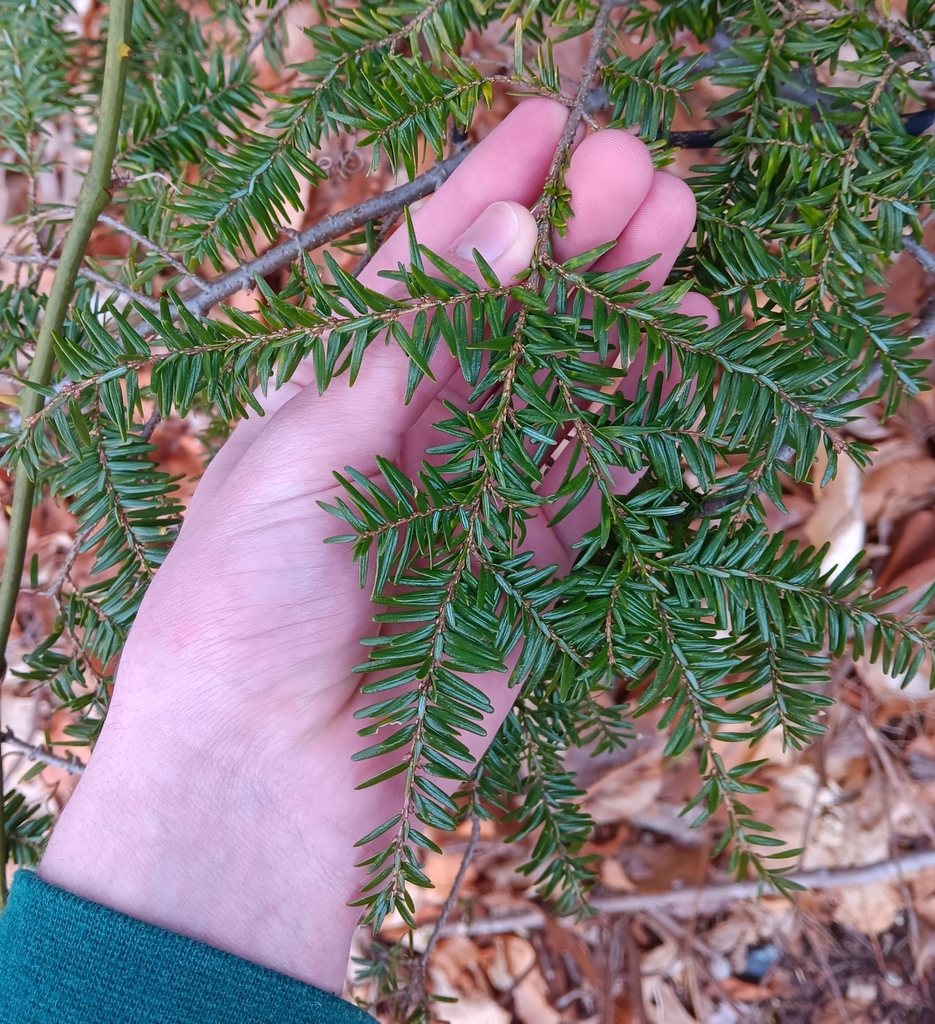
top-left (38, 99), bottom-right (714, 994)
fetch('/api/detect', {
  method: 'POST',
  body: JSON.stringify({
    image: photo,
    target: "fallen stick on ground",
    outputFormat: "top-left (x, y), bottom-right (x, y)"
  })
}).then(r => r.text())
top-left (433, 848), bottom-right (935, 937)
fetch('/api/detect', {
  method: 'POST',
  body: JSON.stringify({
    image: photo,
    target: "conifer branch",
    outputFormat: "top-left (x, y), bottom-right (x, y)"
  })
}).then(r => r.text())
top-left (1, 256), bottom-right (164, 312)
top-left (179, 149), bottom-right (472, 320)
top-left (245, 0), bottom-right (292, 58)
top-left (0, 730), bottom-right (86, 776)
top-left (37, 528), bottom-right (91, 603)
top-left (904, 237), bottom-right (935, 277)
top-left (15, 284), bottom-right (512, 444)
top-left (534, 0), bottom-right (618, 268)
top-left (97, 213), bottom-right (206, 287)
top-left (548, 262), bottom-right (850, 459)
top-left (401, 814), bottom-right (480, 1013)
top-left (865, 6), bottom-right (935, 90)
top-left (4, 0), bottom-right (935, 962)
top-left (916, 296), bottom-right (935, 341)
top-left (0, 0), bottom-right (134, 905)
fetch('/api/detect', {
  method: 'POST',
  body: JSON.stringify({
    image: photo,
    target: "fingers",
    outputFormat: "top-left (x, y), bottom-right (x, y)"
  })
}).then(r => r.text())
top-left (534, 171), bottom-right (701, 552)
top-left (592, 171), bottom-right (697, 290)
top-left (358, 98), bottom-right (569, 292)
top-left (451, 200), bottom-right (539, 281)
top-left (675, 292), bottom-right (718, 322)
top-left (605, 172), bottom-right (698, 405)
top-left (399, 147), bottom-right (695, 493)
top-left (422, 129), bottom-right (662, 420)
top-left (552, 130), bottom-right (654, 265)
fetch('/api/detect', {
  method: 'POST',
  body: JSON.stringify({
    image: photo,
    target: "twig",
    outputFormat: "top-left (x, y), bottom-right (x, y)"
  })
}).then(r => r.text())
top-left (641, 911), bottom-right (748, 1018)
top-left (914, 295), bottom-right (935, 340)
top-left (803, 920), bottom-right (851, 1024)
top-left (160, 64), bottom-right (621, 324)
top-left (145, 100), bottom-right (931, 330)
top-left (434, 847), bottom-right (935, 936)
top-left (0, 255), bottom-right (163, 312)
top-left (534, 0), bottom-right (617, 266)
top-left (869, 735), bottom-right (922, 963)
top-left (39, 528), bottom-right (91, 601)
top-left (140, 406), bottom-right (162, 442)
top-left (402, 815), bottom-right (480, 1012)
top-left (860, 714), bottom-right (935, 846)
top-left (97, 213), bottom-right (206, 288)
top-left (352, 210), bottom-right (402, 277)
top-left (178, 149), bottom-right (473, 322)
top-left (0, 729), bottom-right (85, 776)
top-left (0, 0), bottom-right (135, 905)
top-left (620, 916), bottom-right (650, 1024)
top-left (3, 207), bottom-right (201, 287)
top-left (866, 6), bottom-right (935, 91)
top-left (245, 0), bottom-right (292, 58)
top-left (904, 236), bottom-right (935, 277)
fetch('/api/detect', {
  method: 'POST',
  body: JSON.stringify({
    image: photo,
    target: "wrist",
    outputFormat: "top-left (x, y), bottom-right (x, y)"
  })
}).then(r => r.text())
top-left (38, 699), bottom-right (362, 994)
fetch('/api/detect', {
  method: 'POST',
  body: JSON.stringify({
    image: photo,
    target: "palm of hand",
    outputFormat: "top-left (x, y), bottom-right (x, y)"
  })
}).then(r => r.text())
top-left (40, 100), bottom-right (713, 992)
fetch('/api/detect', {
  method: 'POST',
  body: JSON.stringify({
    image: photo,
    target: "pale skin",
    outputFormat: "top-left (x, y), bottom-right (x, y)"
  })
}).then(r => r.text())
top-left (38, 100), bottom-right (716, 994)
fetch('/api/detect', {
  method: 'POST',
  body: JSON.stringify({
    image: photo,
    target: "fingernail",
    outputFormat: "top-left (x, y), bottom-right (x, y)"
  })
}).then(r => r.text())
top-left (455, 202), bottom-right (519, 263)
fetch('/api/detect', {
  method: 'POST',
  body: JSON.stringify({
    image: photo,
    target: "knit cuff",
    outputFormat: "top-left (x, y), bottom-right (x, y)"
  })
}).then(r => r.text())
top-left (0, 870), bottom-right (373, 1024)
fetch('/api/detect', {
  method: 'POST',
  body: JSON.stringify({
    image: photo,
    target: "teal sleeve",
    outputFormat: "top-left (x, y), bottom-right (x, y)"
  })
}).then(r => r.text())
top-left (0, 871), bottom-right (374, 1024)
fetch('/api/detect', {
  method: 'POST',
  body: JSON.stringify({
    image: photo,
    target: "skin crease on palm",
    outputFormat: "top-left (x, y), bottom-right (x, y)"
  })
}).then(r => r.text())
top-left (37, 99), bottom-right (718, 994)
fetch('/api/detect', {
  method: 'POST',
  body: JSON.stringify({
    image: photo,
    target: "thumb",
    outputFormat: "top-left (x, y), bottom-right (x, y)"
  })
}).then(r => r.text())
top-left (442, 199), bottom-right (537, 288)
top-left (357, 199), bottom-right (536, 297)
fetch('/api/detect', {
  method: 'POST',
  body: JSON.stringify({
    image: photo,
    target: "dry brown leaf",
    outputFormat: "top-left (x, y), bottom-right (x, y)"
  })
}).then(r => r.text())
top-left (831, 880), bottom-right (903, 934)
top-left (914, 893), bottom-right (935, 928)
top-left (844, 409), bottom-right (891, 442)
top-left (626, 803), bottom-right (707, 848)
top-left (855, 653), bottom-right (934, 702)
top-left (862, 456), bottom-right (935, 528)
top-left (513, 968), bottom-right (561, 1024)
top-left (876, 509), bottom-right (935, 590)
top-left (600, 857), bottom-right (636, 892)
top-left (704, 919), bottom-right (758, 957)
top-left (806, 451), bottom-right (865, 579)
top-left (763, 491), bottom-right (815, 536)
top-left (421, 851), bottom-right (478, 905)
top-left (482, 857), bottom-right (533, 892)
top-left (913, 927), bottom-right (935, 982)
top-left (583, 748), bottom-right (664, 826)
top-left (643, 979), bottom-right (699, 1024)
top-left (719, 978), bottom-right (772, 1002)
top-left (432, 936), bottom-right (488, 980)
top-left (877, 556), bottom-right (935, 616)
top-left (908, 863), bottom-right (935, 904)
top-left (639, 938), bottom-right (683, 978)
top-left (484, 936), bottom-right (538, 992)
top-left (430, 967), bottom-right (511, 1024)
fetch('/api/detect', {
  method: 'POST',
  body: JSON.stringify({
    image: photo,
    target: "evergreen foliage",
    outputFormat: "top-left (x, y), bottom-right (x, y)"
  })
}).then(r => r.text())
top-left (0, 0), bottom-right (934, 983)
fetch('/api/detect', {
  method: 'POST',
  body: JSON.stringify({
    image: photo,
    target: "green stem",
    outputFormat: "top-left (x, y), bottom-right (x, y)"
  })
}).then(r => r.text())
top-left (0, 0), bottom-right (134, 905)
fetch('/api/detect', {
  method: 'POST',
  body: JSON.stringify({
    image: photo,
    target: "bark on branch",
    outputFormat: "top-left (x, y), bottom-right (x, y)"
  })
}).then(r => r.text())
top-left (0, 730), bottom-right (86, 776)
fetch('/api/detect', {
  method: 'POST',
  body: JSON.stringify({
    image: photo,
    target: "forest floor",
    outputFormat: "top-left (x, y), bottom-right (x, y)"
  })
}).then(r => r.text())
top-left (2, 2), bottom-right (935, 1021)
